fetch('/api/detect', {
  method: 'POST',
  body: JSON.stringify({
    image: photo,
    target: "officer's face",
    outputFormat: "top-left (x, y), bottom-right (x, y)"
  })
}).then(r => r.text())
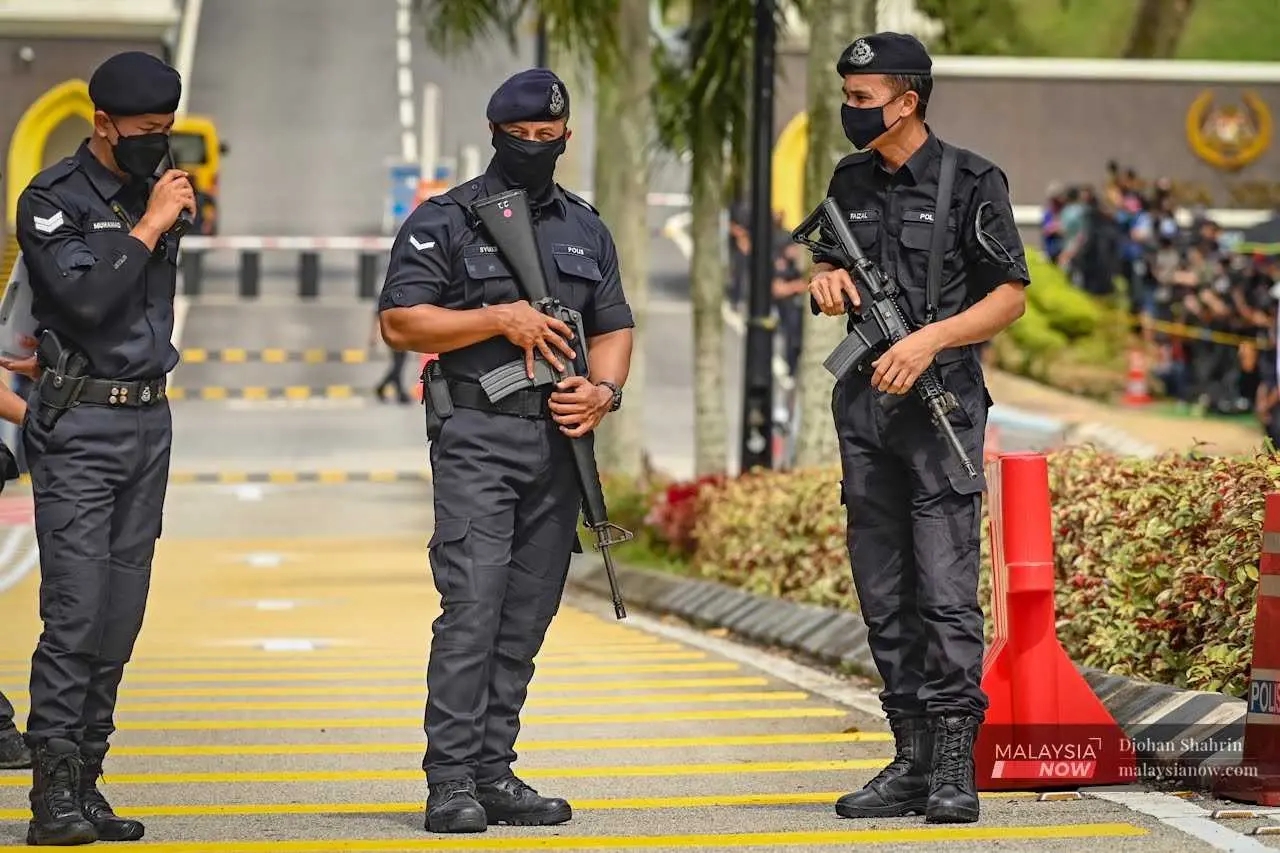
top-left (95, 111), bottom-right (175, 143)
top-left (841, 75), bottom-right (917, 127)
top-left (497, 120), bottom-right (570, 143)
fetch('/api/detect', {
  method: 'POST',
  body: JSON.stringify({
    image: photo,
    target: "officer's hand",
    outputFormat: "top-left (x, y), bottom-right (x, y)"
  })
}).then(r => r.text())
top-left (550, 376), bottom-right (612, 437)
top-left (871, 328), bottom-right (944, 395)
top-left (809, 268), bottom-right (860, 316)
top-left (142, 170), bottom-right (197, 231)
top-left (498, 301), bottom-right (577, 378)
top-left (0, 338), bottom-right (40, 380)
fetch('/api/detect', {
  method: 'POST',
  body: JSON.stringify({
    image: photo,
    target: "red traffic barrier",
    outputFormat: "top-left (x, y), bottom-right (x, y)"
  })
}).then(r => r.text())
top-left (1216, 493), bottom-right (1280, 805)
top-left (976, 452), bottom-right (1136, 790)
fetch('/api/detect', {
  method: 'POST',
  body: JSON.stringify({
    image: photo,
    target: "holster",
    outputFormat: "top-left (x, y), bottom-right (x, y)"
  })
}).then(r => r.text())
top-left (422, 358), bottom-right (453, 443)
top-left (33, 330), bottom-right (88, 431)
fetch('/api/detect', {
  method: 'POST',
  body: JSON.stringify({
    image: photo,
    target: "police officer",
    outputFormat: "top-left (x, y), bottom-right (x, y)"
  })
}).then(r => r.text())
top-left (805, 33), bottom-right (1029, 824)
top-left (15, 51), bottom-right (192, 846)
top-left (378, 69), bottom-right (635, 834)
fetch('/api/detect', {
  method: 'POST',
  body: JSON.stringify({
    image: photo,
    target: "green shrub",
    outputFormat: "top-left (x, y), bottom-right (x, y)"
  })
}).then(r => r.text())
top-left (645, 448), bottom-right (1277, 697)
top-left (1025, 252), bottom-right (1101, 340)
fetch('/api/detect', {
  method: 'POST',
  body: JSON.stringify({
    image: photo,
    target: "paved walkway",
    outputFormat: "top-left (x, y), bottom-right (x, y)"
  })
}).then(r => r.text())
top-left (0, 480), bottom-right (1253, 852)
top-left (987, 369), bottom-right (1266, 456)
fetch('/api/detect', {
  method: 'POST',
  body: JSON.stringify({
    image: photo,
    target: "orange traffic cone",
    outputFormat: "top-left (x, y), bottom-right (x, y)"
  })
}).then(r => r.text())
top-left (1122, 347), bottom-right (1152, 406)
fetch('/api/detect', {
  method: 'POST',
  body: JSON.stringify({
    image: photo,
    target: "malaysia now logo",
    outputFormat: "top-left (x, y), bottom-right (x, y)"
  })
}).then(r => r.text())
top-left (33, 211), bottom-right (64, 234)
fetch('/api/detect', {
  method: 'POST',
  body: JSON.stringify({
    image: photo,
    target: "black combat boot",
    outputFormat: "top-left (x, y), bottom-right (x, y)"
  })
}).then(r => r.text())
top-left (926, 714), bottom-right (981, 824)
top-left (0, 726), bottom-right (31, 769)
top-left (79, 742), bottom-right (145, 841)
top-left (835, 716), bottom-right (933, 818)
top-left (476, 775), bottom-right (572, 826)
top-left (26, 738), bottom-right (97, 846)
top-left (424, 778), bottom-right (488, 833)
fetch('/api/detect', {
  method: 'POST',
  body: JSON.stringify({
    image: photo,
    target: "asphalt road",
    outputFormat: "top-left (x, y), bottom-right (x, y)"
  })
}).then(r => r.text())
top-left (0, 481), bottom-right (1257, 852)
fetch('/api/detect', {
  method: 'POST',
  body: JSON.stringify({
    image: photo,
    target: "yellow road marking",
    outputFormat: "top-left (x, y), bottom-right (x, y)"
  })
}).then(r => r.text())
top-left (93, 732), bottom-right (892, 757)
top-left (0, 790), bottom-right (1038, 820)
top-left (0, 676), bottom-right (772, 700)
top-left (84, 691), bottom-right (807, 714)
top-left (0, 651), bottom-right (709, 674)
top-left (0, 759), bottom-right (911, 786)
top-left (85, 663), bottom-right (741, 683)
top-left (0, 824), bottom-right (1149, 850)
top-left (58, 707), bottom-right (846, 731)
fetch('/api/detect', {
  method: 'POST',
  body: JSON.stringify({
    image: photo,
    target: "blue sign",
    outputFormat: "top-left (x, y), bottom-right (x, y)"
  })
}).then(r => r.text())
top-left (388, 164), bottom-right (422, 230)
top-left (1249, 678), bottom-right (1280, 715)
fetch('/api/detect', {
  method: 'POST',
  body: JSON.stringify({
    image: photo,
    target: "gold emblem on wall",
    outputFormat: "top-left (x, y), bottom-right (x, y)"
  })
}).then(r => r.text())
top-left (1186, 89), bottom-right (1273, 171)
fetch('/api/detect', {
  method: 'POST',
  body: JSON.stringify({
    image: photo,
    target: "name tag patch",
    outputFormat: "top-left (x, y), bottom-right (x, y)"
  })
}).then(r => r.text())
top-left (904, 210), bottom-right (939, 224)
top-left (463, 244), bottom-right (498, 256)
top-left (553, 243), bottom-right (592, 258)
top-left (847, 210), bottom-right (880, 223)
top-left (92, 220), bottom-right (123, 231)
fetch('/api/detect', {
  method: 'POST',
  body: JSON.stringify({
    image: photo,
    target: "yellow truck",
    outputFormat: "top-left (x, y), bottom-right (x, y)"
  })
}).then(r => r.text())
top-left (169, 114), bottom-right (227, 235)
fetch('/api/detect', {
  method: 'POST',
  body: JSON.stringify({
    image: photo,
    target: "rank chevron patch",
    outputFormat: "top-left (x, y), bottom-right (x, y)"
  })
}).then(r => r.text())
top-left (33, 211), bottom-right (64, 235)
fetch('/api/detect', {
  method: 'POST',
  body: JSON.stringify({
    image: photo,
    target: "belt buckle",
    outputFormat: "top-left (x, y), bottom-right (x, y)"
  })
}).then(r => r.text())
top-left (140, 382), bottom-right (154, 404)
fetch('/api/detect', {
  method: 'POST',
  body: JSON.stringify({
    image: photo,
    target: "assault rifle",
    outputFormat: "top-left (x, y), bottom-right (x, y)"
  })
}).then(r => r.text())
top-left (470, 189), bottom-right (631, 619)
top-left (792, 197), bottom-right (979, 480)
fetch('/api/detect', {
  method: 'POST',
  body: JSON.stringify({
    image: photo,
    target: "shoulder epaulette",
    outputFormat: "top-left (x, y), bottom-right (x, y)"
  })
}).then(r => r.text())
top-left (834, 151), bottom-right (874, 172)
top-left (951, 144), bottom-right (997, 178)
top-left (28, 157), bottom-right (78, 190)
top-left (561, 188), bottom-right (598, 216)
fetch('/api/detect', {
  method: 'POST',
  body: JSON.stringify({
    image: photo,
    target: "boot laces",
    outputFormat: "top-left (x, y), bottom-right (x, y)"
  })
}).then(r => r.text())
top-left (436, 778), bottom-right (477, 801)
top-left (934, 723), bottom-right (970, 787)
top-left (42, 753), bottom-right (81, 814)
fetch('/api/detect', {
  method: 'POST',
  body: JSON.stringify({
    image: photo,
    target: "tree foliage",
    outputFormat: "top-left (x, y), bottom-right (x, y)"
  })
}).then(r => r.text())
top-left (914, 0), bottom-right (1036, 54)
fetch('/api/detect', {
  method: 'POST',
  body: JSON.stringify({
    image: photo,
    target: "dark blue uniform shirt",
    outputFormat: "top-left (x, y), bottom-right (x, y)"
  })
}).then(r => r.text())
top-left (816, 131), bottom-right (1031, 329)
top-left (379, 165), bottom-right (635, 382)
top-left (15, 141), bottom-right (179, 381)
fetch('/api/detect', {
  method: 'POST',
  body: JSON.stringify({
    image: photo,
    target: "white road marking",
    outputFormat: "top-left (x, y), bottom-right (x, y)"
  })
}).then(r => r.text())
top-left (258, 639), bottom-right (320, 652)
top-left (1089, 790), bottom-right (1275, 851)
top-left (396, 36), bottom-right (411, 66)
top-left (401, 131), bottom-right (418, 165)
top-left (398, 65), bottom-right (413, 98)
top-left (254, 600), bottom-right (298, 612)
top-left (244, 552), bottom-right (284, 568)
top-left (399, 98), bottom-right (414, 130)
top-left (395, 6), bottom-right (411, 36)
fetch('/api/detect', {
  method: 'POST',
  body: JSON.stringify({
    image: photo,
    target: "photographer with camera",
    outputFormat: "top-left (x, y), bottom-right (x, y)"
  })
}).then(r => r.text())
top-left (13, 50), bottom-right (193, 846)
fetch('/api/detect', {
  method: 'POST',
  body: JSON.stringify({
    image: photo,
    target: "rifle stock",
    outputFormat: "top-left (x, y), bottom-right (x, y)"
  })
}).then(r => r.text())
top-left (470, 189), bottom-right (632, 619)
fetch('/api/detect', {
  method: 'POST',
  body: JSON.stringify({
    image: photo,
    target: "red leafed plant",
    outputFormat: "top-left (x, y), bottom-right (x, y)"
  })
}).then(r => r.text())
top-left (645, 475), bottom-right (725, 557)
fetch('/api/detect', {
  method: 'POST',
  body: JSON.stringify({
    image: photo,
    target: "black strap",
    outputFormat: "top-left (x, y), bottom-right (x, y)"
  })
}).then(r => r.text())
top-left (926, 144), bottom-right (958, 325)
top-left (75, 377), bottom-right (167, 407)
top-left (447, 380), bottom-right (550, 420)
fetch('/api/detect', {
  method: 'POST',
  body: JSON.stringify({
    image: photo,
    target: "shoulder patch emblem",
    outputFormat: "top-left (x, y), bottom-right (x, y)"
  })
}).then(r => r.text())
top-left (408, 235), bottom-right (436, 252)
top-left (33, 211), bottom-right (64, 235)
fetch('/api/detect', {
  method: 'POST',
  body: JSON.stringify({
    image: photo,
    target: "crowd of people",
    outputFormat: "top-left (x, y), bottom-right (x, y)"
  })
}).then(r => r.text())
top-left (1040, 162), bottom-right (1280, 437)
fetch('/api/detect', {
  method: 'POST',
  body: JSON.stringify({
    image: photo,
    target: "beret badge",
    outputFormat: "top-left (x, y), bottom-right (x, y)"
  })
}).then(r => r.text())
top-left (548, 82), bottom-right (566, 117)
top-left (847, 38), bottom-right (874, 67)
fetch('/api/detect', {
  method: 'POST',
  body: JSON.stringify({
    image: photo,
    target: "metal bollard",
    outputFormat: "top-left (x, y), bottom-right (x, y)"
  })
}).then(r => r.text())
top-left (358, 253), bottom-right (379, 300)
top-left (300, 251), bottom-right (320, 299)
top-left (180, 250), bottom-right (204, 296)
top-left (239, 251), bottom-right (260, 299)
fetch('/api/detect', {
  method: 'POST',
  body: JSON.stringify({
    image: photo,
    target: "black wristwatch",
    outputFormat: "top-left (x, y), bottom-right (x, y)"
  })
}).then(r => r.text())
top-left (597, 380), bottom-right (623, 412)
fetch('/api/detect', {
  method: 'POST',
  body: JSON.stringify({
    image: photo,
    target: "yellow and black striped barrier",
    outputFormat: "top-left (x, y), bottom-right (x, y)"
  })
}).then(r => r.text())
top-left (1136, 316), bottom-right (1265, 348)
top-left (180, 348), bottom-right (371, 364)
top-left (166, 385), bottom-right (364, 401)
top-left (15, 470), bottom-right (430, 487)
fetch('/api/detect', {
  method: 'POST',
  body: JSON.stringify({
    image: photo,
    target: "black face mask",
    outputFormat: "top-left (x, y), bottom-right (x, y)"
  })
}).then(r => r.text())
top-left (491, 130), bottom-right (566, 199)
top-left (840, 96), bottom-right (905, 151)
top-left (112, 128), bottom-right (170, 179)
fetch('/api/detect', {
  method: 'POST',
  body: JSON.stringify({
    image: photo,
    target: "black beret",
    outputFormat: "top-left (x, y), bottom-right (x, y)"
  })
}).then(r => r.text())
top-left (836, 32), bottom-right (932, 77)
top-left (88, 51), bottom-right (182, 117)
top-left (486, 68), bottom-right (570, 125)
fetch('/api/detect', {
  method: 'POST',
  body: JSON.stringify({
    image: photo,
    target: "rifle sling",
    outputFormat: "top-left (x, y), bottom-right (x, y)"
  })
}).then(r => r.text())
top-left (926, 144), bottom-right (957, 326)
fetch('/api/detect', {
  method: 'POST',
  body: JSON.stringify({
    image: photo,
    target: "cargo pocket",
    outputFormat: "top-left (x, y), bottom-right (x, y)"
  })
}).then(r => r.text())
top-left (462, 246), bottom-right (518, 306)
top-left (427, 516), bottom-right (472, 602)
top-left (935, 360), bottom-right (987, 496)
top-left (552, 249), bottom-right (603, 306)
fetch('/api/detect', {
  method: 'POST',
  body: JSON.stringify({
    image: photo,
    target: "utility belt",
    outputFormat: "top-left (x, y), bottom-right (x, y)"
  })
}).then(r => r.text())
top-left (32, 331), bottom-right (166, 431)
top-left (420, 359), bottom-right (552, 444)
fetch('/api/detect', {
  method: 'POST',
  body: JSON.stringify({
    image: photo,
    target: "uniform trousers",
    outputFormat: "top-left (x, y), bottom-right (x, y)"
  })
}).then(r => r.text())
top-left (833, 354), bottom-right (990, 722)
top-left (423, 404), bottom-right (581, 784)
top-left (23, 390), bottom-right (172, 745)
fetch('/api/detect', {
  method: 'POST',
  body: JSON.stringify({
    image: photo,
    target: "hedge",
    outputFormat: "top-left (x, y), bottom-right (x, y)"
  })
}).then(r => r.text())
top-left (606, 447), bottom-right (1277, 698)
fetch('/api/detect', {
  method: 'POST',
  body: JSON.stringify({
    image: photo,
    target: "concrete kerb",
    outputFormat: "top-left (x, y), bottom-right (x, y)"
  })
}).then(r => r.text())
top-left (569, 558), bottom-right (1248, 792)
